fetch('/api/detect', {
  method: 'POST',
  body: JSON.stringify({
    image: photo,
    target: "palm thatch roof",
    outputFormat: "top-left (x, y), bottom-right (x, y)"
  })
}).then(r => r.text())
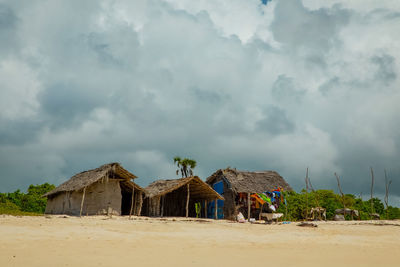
top-left (44, 163), bottom-right (143, 197)
top-left (145, 176), bottom-right (224, 200)
top-left (206, 168), bottom-right (292, 193)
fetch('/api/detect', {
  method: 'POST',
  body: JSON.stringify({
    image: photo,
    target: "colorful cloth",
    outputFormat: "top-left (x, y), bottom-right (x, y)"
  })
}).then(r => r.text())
top-left (259, 193), bottom-right (272, 204)
top-left (251, 194), bottom-right (266, 205)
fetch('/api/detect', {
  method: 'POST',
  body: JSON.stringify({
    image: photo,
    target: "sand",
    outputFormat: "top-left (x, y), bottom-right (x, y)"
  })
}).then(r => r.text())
top-left (0, 215), bottom-right (399, 267)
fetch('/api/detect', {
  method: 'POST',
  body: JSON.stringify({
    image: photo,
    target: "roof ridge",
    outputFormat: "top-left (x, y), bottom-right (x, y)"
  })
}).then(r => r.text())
top-left (44, 163), bottom-right (137, 197)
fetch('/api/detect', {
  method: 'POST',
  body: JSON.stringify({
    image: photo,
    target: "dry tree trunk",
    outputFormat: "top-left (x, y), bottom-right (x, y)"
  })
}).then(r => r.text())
top-left (384, 169), bottom-right (392, 219)
top-left (305, 168), bottom-right (309, 220)
top-left (334, 173), bottom-right (346, 216)
top-left (306, 169), bottom-right (320, 220)
top-left (370, 167), bottom-right (375, 218)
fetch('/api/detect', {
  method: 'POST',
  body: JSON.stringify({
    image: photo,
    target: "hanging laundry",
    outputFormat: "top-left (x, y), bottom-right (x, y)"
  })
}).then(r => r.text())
top-left (251, 194), bottom-right (266, 205)
top-left (259, 193), bottom-right (272, 204)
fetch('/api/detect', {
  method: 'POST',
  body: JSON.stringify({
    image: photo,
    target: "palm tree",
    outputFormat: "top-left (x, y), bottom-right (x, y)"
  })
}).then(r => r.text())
top-left (174, 156), bottom-right (197, 178)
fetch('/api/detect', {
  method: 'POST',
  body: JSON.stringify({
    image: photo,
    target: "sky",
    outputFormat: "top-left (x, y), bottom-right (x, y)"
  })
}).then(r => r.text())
top-left (0, 0), bottom-right (399, 206)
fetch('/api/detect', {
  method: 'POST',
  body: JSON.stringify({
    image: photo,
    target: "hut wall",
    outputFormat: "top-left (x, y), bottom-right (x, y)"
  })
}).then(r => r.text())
top-left (148, 196), bottom-right (161, 217)
top-left (45, 179), bottom-right (122, 216)
top-left (223, 187), bottom-right (236, 220)
top-left (163, 186), bottom-right (188, 217)
top-left (83, 179), bottom-right (122, 215)
top-left (45, 192), bottom-right (72, 214)
top-left (134, 191), bottom-right (143, 216)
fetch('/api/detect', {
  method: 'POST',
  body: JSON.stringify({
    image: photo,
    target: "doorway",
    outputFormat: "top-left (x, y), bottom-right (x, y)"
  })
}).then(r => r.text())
top-left (120, 183), bottom-right (134, 215)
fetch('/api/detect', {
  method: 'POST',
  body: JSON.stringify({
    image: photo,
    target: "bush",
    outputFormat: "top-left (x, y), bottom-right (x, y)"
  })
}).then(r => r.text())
top-left (0, 201), bottom-right (39, 216)
top-left (277, 189), bottom-right (399, 221)
top-left (0, 183), bottom-right (55, 214)
top-left (386, 206), bottom-right (400, 220)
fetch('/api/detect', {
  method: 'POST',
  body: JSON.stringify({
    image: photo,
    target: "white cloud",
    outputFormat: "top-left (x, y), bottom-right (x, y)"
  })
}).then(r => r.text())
top-left (303, 0), bottom-right (400, 13)
top-left (0, 59), bottom-right (42, 119)
top-left (163, 0), bottom-right (276, 43)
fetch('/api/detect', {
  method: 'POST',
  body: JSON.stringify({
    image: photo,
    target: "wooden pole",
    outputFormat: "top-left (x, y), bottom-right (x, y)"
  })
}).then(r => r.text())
top-left (147, 196), bottom-right (150, 216)
top-left (214, 198), bottom-right (218, 219)
top-left (204, 200), bottom-right (208, 218)
top-left (186, 184), bottom-right (190, 218)
top-left (129, 186), bottom-right (135, 219)
top-left (79, 187), bottom-right (86, 217)
top-left (285, 200), bottom-right (288, 221)
top-left (137, 192), bottom-right (143, 216)
top-left (247, 193), bottom-right (251, 221)
top-left (157, 197), bottom-right (161, 216)
top-left (160, 195), bottom-right (164, 217)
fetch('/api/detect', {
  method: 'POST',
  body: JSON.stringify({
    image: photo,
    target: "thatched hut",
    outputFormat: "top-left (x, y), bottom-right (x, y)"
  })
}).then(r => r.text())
top-left (44, 163), bottom-right (146, 216)
top-left (206, 168), bottom-right (292, 220)
top-left (142, 176), bottom-right (224, 218)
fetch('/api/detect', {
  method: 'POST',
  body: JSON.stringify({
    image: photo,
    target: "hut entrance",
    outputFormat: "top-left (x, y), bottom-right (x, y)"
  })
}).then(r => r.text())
top-left (121, 190), bottom-right (133, 215)
top-left (143, 176), bottom-right (224, 218)
top-left (209, 181), bottom-right (224, 219)
top-left (120, 182), bottom-right (136, 215)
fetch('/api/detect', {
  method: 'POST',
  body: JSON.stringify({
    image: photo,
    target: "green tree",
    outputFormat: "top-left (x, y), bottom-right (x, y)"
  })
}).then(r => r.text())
top-left (21, 183), bottom-right (55, 213)
top-left (278, 190), bottom-right (360, 221)
top-left (386, 206), bottom-right (400, 219)
top-left (0, 183), bottom-right (55, 214)
top-left (173, 156), bottom-right (197, 177)
top-left (5, 190), bottom-right (24, 208)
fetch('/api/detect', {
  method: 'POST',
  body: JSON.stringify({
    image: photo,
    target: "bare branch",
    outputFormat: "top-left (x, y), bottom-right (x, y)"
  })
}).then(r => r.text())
top-left (334, 172), bottom-right (346, 211)
top-left (370, 167), bottom-right (375, 215)
top-left (305, 167), bottom-right (309, 219)
top-left (334, 172), bottom-right (344, 196)
top-left (384, 169), bottom-right (392, 219)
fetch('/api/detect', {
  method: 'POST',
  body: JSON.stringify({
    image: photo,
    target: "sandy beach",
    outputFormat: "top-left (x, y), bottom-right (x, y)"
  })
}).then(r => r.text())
top-left (0, 216), bottom-right (399, 267)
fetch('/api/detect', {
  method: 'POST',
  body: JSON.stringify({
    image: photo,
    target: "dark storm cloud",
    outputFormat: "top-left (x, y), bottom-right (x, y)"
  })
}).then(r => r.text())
top-left (257, 106), bottom-right (295, 135)
top-left (0, 4), bottom-right (18, 55)
top-left (333, 142), bottom-right (400, 201)
top-left (0, 118), bottom-right (42, 145)
top-left (38, 82), bottom-right (106, 130)
top-left (271, 0), bottom-right (350, 52)
top-left (271, 75), bottom-right (305, 102)
top-left (318, 77), bottom-right (340, 95)
top-left (190, 87), bottom-right (227, 104)
top-left (371, 54), bottom-right (396, 85)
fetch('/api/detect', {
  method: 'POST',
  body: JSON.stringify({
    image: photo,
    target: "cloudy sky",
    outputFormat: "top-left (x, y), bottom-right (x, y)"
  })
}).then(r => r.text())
top-left (0, 0), bottom-right (399, 205)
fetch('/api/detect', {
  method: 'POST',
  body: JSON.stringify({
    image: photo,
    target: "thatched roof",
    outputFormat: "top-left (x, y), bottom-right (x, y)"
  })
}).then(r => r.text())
top-left (145, 176), bottom-right (224, 200)
top-left (206, 168), bottom-right (292, 193)
top-left (44, 163), bottom-right (142, 197)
